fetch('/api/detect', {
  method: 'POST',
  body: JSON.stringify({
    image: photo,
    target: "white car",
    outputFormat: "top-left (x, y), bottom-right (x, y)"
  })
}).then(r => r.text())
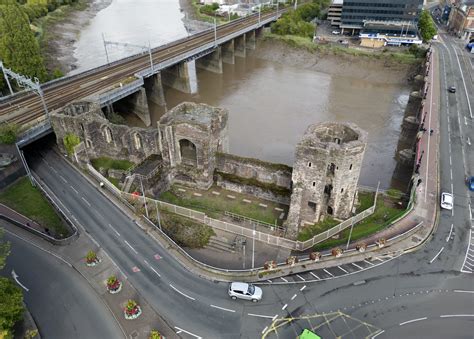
top-left (228, 282), bottom-right (262, 302)
top-left (440, 192), bottom-right (453, 210)
top-left (332, 30), bottom-right (341, 35)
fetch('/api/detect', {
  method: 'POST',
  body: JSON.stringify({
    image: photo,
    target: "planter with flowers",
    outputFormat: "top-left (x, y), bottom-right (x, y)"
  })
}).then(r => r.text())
top-left (331, 248), bottom-right (343, 258)
top-left (356, 243), bottom-right (367, 253)
top-left (149, 329), bottom-right (164, 339)
top-left (309, 252), bottom-right (321, 261)
top-left (376, 238), bottom-right (386, 248)
top-left (85, 250), bottom-right (100, 267)
top-left (124, 299), bottom-right (142, 320)
top-left (263, 260), bottom-right (277, 270)
top-left (286, 256), bottom-right (299, 266)
top-left (106, 275), bottom-right (122, 294)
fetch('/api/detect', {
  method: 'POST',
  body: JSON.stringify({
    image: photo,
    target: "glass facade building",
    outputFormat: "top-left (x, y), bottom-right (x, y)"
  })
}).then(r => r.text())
top-left (341, 0), bottom-right (423, 30)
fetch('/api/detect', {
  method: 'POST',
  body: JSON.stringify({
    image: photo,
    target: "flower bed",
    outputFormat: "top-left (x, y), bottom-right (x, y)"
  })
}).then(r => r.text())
top-left (124, 300), bottom-right (142, 320)
top-left (106, 276), bottom-right (122, 294)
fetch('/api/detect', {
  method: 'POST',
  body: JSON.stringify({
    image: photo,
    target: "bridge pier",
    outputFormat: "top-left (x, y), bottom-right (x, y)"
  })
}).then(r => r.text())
top-left (245, 30), bottom-right (256, 50)
top-left (234, 35), bottom-right (246, 58)
top-left (221, 40), bottom-right (235, 64)
top-left (196, 47), bottom-right (223, 73)
top-left (161, 61), bottom-right (194, 94)
top-left (129, 88), bottom-right (152, 127)
top-left (144, 73), bottom-right (167, 110)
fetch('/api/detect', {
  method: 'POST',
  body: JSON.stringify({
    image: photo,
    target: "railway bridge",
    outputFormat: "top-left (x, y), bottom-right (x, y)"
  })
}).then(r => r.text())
top-left (0, 9), bottom-right (284, 147)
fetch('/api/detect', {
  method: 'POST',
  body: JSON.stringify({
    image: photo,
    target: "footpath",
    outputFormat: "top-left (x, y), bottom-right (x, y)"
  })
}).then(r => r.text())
top-left (0, 48), bottom-right (439, 336)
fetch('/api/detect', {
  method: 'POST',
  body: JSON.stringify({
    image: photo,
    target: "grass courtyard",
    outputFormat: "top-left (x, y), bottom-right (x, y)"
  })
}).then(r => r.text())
top-left (159, 184), bottom-right (288, 226)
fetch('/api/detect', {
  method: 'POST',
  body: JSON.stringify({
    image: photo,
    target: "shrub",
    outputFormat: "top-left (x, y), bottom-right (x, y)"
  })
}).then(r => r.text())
top-left (0, 123), bottom-right (19, 144)
top-left (63, 133), bottom-right (80, 156)
top-left (149, 330), bottom-right (163, 339)
top-left (160, 211), bottom-right (215, 248)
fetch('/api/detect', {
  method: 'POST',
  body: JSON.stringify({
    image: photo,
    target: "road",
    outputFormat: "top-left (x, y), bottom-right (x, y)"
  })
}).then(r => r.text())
top-left (0, 231), bottom-right (125, 339)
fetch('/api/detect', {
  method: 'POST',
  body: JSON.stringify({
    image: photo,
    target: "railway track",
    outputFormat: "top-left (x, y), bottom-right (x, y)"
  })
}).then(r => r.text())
top-left (0, 10), bottom-right (281, 126)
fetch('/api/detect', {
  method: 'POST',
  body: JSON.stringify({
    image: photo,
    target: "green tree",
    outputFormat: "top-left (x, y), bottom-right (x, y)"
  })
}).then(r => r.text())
top-left (63, 133), bottom-right (80, 155)
top-left (418, 10), bottom-right (437, 42)
top-left (0, 228), bottom-right (10, 270)
top-left (0, 277), bottom-right (24, 335)
top-left (0, 3), bottom-right (47, 89)
top-left (0, 123), bottom-right (20, 145)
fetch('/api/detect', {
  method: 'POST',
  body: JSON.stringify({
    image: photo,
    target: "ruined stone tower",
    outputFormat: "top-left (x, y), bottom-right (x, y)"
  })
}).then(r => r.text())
top-left (286, 122), bottom-right (367, 239)
top-left (158, 102), bottom-right (229, 189)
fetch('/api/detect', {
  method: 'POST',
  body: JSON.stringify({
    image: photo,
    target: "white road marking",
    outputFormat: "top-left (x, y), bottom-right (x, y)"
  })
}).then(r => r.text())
top-left (323, 269), bottom-right (334, 277)
top-left (11, 270), bottom-right (29, 292)
top-left (280, 277), bottom-right (288, 282)
top-left (440, 314), bottom-right (474, 318)
top-left (450, 170), bottom-right (453, 180)
top-left (81, 197), bottom-right (91, 207)
top-left (310, 272), bottom-right (320, 280)
top-left (59, 175), bottom-right (67, 183)
top-left (461, 230), bottom-right (473, 273)
top-left (248, 313), bottom-right (274, 319)
top-left (430, 247), bottom-right (445, 263)
top-left (300, 285), bottom-right (306, 291)
top-left (272, 314), bottom-right (278, 321)
top-left (174, 326), bottom-right (202, 339)
top-left (70, 185), bottom-right (78, 194)
top-left (453, 290), bottom-right (474, 294)
top-left (449, 155), bottom-right (452, 166)
top-left (108, 224), bottom-right (120, 237)
top-left (210, 304), bottom-right (235, 313)
top-left (170, 284), bottom-right (195, 301)
top-left (446, 224), bottom-right (453, 242)
top-left (296, 274), bottom-right (305, 281)
top-left (282, 304), bottom-right (288, 310)
top-left (144, 259), bottom-right (161, 277)
top-left (338, 265), bottom-right (349, 274)
top-left (364, 259), bottom-right (374, 266)
top-left (453, 47), bottom-right (473, 118)
top-left (124, 240), bottom-right (138, 254)
top-left (352, 262), bottom-right (364, 270)
top-left (291, 294), bottom-right (297, 301)
top-left (399, 317), bottom-right (427, 326)
top-left (373, 257), bottom-right (384, 262)
top-left (371, 330), bottom-right (385, 338)
top-left (261, 326), bottom-right (268, 334)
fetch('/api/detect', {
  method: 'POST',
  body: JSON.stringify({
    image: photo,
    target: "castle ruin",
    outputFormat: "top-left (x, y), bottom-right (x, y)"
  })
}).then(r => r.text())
top-left (50, 101), bottom-right (366, 240)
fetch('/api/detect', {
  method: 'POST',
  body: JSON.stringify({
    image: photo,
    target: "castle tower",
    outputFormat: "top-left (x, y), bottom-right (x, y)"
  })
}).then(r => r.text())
top-left (158, 102), bottom-right (228, 189)
top-left (286, 122), bottom-right (367, 239)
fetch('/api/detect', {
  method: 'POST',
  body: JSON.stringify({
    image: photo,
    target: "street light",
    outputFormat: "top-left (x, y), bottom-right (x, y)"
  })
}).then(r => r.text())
top-left (214, 16), bottom-right (217, 46)
top-left (251, 228), bottom-right (256, 269)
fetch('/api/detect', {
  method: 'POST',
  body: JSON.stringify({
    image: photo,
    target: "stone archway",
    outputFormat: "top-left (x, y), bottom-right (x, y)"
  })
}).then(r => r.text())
top-left (179, 139), bottom-right (197, 166)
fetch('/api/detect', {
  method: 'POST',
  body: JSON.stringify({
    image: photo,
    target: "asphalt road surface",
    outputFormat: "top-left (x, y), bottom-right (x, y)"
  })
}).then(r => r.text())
top-left (0, 231), bottom-right (125, 339)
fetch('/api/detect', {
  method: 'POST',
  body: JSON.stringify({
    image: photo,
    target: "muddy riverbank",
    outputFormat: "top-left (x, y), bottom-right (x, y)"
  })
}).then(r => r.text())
top-left (40, 0), bottom-right (112, 74)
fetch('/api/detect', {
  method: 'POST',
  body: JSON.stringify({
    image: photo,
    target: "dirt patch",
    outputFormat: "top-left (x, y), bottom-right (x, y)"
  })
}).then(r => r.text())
top-left (41, 0), bottom-right (112, 74)
top-left (254, 38), bottom-right (419, 85)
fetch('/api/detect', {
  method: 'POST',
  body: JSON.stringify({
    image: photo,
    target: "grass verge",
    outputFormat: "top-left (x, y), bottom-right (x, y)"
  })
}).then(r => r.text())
top-left (90, 157), bottom-right (134, 171)
top-left (312, 196), bottom-right (405, 251)
top-left (0, 177), bottom-right (69, 238)
top-left (152, 211), bottom-right (214, 248)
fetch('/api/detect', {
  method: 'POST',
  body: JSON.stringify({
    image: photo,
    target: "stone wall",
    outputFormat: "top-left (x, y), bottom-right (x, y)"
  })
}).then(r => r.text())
top-left (50, 101), bottom-right (160, 164)
top-left (215, 153), bottom-right (292, 204)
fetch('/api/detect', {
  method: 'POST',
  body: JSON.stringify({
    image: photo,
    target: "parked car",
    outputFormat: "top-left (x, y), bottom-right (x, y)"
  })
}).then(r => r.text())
top-left (440, 192), bottom-right (453, 210)
top-left (228, 282), bottom-right (262, 302)
top-left (468, 176), bottom-right (474, 191)
top-left (448, 86), bottom-right (456, 93)
top-left (332, 30), bottom-right (341, 35)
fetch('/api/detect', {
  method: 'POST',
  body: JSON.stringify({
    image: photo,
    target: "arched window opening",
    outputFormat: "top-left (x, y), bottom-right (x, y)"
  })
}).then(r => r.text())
top-left (179, 139), bottom-right (197, 166)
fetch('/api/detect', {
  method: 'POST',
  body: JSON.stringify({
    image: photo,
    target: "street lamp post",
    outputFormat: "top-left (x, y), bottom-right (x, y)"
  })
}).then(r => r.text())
top-left (214, 17), bottom-right (217, 46)
top-left (251, 228), bottom-right (256, 269)
top-left (139, 176), bottom-right (149, 218)
top-left (102, 33), bottom-right (110, 64)
top-left (155, 200), bottom-right (162, 231)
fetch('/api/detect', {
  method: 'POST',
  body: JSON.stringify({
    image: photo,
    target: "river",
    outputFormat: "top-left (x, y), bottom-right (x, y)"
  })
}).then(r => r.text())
top-left (73, 0), bottom-right (412, 190)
